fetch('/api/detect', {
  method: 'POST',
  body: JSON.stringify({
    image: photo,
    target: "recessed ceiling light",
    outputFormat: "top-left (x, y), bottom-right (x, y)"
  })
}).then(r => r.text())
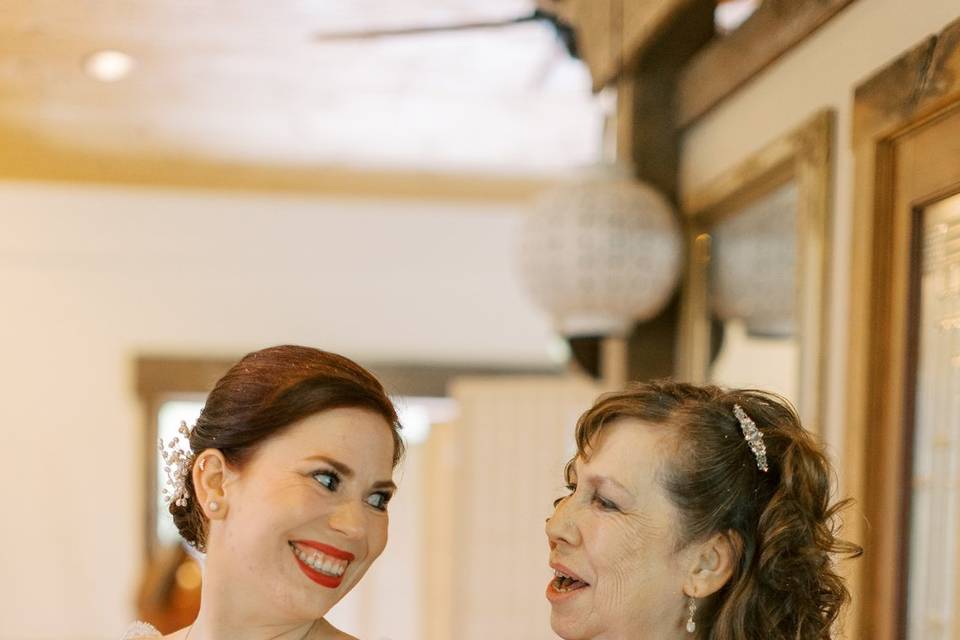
top-left (84, 49), bottom-right (135, 82)
top-left (715, 0), bottom-right (761, 35)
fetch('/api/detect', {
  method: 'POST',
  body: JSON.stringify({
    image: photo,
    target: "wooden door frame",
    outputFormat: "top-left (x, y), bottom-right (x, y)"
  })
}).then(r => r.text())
top-left (846, 17), bottom-right (960, 640)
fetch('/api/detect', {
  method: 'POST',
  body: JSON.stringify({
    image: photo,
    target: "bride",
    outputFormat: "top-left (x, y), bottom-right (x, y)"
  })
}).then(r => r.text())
top-left (124, 345), bottom-right (405, 640)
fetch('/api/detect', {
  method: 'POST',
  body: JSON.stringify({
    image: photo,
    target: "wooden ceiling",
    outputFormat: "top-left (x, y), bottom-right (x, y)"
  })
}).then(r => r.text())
top-left (0, 0), bottom-right (736, 196)
top-left (0, 0), bottom-right (610, 194)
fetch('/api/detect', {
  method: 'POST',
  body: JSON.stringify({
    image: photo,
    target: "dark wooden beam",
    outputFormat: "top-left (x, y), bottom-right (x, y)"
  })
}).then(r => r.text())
top-left (619, 0), bottom-right (716, 381)
top-left (677, 0), bottom-right (858, 128)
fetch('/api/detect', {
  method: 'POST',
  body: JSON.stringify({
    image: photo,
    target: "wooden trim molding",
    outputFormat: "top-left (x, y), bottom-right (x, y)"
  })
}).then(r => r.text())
top-left (678, 110), bottom-right (833, 431)
top-left (676, 0), bottom-right (857, 128)
top-left (846, 16), bottom-right (960, 640)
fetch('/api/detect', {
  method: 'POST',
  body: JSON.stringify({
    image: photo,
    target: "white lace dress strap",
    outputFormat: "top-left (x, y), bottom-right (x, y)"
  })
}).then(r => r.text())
top-left (121, 621), bottom-right (162, 639)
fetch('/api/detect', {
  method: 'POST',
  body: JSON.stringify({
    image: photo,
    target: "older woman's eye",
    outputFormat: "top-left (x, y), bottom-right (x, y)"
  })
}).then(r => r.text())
top-left (313, 470), bottom-right (341, 491)
top-left (593, 494), bottom-right (619, 511)
top-left (366, 492), bottom-right (392, 511)
top-left (553, 483), bottom-right (577, 507)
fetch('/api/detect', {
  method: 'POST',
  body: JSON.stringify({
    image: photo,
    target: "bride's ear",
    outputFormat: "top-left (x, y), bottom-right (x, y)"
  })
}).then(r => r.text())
top-left (683, 530), bottom-right (739, 599)
top-left (193, 449), bottom-right (232, 519)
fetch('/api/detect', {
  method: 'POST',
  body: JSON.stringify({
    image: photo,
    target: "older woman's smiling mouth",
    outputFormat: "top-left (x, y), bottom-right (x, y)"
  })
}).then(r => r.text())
top-left (289, 541), bottom-right (354, 588)
top-left (547, 562), bottom-right (591, 602)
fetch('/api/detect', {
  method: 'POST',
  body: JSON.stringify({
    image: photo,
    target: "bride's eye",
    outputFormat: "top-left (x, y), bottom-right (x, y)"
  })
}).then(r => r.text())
top-left (366, 491), bottom-right (392, 511)
top-left (313, 470), bottom-right (341, 491)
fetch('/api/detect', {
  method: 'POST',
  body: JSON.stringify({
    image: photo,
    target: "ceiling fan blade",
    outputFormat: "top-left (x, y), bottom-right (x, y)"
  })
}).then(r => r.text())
top-left (314, 11), bottom-right (542, 42)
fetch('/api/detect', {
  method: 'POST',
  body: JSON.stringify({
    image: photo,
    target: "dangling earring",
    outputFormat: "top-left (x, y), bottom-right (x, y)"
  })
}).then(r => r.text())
top-left (686, 597), bottom-right (697, 634)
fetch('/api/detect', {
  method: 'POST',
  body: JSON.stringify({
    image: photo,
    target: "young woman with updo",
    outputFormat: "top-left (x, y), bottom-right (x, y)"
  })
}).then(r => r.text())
top-left (546, 381), bottom-right (861, 640)
top-left (124, 345), bottom-right (404, 640)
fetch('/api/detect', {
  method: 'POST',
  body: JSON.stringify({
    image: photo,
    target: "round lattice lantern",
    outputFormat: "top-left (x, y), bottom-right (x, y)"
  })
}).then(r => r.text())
top-left (517, 169), bottom-right (683, 337)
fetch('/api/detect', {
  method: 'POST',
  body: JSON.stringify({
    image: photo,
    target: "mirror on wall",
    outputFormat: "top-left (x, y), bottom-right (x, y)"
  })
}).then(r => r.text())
top-left (707, 180), bottom-right (799, 399)
top-left (680, 110), bottom-right (832, 429)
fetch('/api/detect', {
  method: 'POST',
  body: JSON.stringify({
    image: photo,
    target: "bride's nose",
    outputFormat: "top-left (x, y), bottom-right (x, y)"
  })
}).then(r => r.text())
top-left (329, 499), bottom-right (366, 539)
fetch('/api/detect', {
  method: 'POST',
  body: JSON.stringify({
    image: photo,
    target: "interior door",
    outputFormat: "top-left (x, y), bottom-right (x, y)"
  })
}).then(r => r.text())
top-left (847, 22), bottom-right (960, 637)
top-left (895, 108), bottom-right (960, 640)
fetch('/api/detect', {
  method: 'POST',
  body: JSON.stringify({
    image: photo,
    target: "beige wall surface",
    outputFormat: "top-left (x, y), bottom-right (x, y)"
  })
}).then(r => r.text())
top-left (681, 0), bottom-right (960, 484)
top-left (0, 182), bottom-right (557, 639)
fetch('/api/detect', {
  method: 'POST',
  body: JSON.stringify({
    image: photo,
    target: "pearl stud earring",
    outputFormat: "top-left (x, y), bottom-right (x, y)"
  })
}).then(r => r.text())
top-left (208, 500), bottom-right (220, 512)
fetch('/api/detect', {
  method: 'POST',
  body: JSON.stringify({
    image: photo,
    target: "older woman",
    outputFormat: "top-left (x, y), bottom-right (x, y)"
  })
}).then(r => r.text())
top-left (546, 381), bottom-right (860, 640)
top-left (124, 345), bottom-right (404, 640)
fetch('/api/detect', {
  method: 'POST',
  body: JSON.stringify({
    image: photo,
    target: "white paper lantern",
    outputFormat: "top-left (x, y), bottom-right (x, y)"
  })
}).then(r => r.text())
top-left (517, 168), bottom-right (683, 337)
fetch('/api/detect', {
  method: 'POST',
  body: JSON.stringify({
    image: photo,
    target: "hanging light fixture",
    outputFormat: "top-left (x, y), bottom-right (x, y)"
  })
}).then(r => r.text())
top-left (517, 165), bottom-right (683, 337)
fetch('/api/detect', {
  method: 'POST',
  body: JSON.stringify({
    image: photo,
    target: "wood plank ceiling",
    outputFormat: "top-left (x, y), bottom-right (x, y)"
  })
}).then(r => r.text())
top-left (0, 0), bottom-right (608, 178)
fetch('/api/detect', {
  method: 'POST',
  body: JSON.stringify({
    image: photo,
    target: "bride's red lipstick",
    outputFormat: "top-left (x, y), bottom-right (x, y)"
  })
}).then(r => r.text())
top-left (290, 540), bottom-right (355, 589)
top-left (293, 554), bottom-right (344, 588)
top-left (294, 540), bottom-right (355, 561)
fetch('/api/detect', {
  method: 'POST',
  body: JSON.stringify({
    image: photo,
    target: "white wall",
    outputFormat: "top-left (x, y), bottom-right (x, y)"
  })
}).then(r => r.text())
top-left (681, 0), bottom-right (960, 480)
top-left (0, 181), bottom-right (557, 639)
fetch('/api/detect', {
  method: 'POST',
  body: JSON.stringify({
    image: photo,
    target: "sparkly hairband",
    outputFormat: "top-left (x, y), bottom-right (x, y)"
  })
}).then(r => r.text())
top-left (159, 421), bottom-right (196, 508)
top-left (733, 404), bottom-right (769, 472)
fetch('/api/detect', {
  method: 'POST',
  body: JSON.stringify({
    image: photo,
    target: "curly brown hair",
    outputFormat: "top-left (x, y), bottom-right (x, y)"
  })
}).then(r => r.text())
top-left (569, 380), bottom-right (861, 640)
top-left (169, 345), bottom-right (403, 551)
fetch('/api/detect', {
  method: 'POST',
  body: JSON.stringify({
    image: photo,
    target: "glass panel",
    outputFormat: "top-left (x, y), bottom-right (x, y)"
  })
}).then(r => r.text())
top-left (707, 181), bottom-right (799, 402)
top-left (907, 193), bottom-right (960, 639)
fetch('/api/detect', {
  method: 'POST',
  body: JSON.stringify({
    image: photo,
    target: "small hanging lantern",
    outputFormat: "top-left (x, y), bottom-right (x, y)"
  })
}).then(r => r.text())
top-left (517, 165), bottom-right (683, 337)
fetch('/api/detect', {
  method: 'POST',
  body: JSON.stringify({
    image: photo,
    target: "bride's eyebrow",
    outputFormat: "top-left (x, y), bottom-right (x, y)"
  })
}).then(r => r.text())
top-left (304, 454), bottom-right (396, 491)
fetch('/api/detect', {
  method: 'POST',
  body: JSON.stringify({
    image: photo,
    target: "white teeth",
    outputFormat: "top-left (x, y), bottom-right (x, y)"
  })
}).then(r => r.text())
top-left (292, 545), bottom-right (349, 577)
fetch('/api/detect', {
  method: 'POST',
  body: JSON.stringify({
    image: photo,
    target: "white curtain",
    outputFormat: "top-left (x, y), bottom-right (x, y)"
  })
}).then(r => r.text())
top-left (907, 195), bottom-right (960, 638)
top-left (426, 374), bottom-right (601, 640)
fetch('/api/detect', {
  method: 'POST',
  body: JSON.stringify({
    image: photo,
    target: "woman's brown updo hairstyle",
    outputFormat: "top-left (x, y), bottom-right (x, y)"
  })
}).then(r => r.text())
top-left (169, 345), bottom-right (404, 552)
top-left (571, 380), bottom-right (861, 640)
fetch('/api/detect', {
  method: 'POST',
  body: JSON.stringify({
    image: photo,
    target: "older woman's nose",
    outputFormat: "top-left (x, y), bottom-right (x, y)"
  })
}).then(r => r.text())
top-left (329, 500), bottom-right (366, 539)
top-left (545, 497), bottom-right (581, 547)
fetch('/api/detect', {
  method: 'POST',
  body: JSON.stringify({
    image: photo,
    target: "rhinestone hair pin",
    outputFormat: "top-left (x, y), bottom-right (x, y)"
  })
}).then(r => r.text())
top-left (159, 421), bottom-right (196, 507)
top-left (733, 404), bottom-right (769, 472)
